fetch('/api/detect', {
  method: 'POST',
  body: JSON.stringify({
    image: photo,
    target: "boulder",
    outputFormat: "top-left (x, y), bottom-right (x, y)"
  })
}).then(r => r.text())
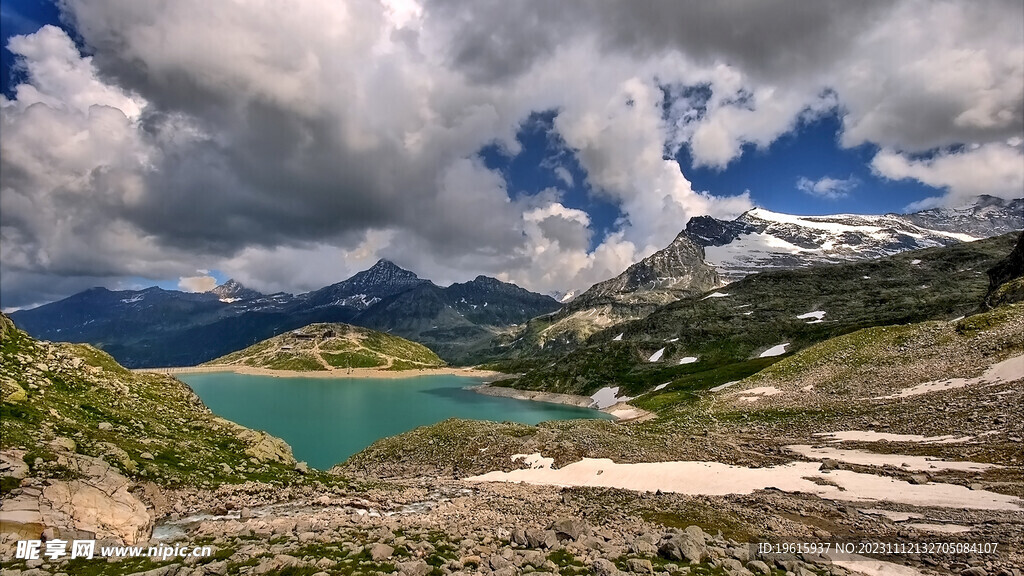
top-left (659, 530), bottom-right (707, 564)
top-left (525, 528), bottom-right (558, 549)
top-left (398, 559), bottom-right (431, 576)
top-left (591, 558), bottom-right (623, 576)
top-left (368, 542), bottom-right (395, 560)
top-left (627, 558), bottom-right (654, 574)
top-left (551, 517), bottom-right (589, 541)
top-left (0, 454), bottom-right (152, 544)
top-left (747, 560), bottom-right (772, 575)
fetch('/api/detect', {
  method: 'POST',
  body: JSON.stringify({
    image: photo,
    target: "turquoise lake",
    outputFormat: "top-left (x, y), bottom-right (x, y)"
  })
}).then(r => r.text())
top-left (179, 373), bottom-right (610, 469)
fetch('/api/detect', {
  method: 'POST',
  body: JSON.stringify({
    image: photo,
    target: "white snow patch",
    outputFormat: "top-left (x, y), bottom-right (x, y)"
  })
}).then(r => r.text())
top-left (120, 295), bottom-right (144, 303)
top-left (786, 445), bottom-right (998, 472)
top-left (653, 382), bottom-right (670, 391)
top-left (612, 333), bottom-right (623, 341)
top-left (589, 387), bottom-right (633, 409)
top-left (648, 348), bottom-right (666, 362)
top-left (678, 356), bottom-right (698, 365)
top-left (607, 405), bottom-right (644, 420)
top-left (665, 337), bottom-right (679, 342)
top-left (759, 343), bottom-right (789, 357)
top-left (737, 386), bottom-right (783, 402)
top-left (701, 291), bottom-right (730, 300)
top-left (911, 259), bottom-right (922, 265)
top-left (709, 380), bottom-right (740, 392)
top-left (876, 355), bottom-right (1024, 399)
top-left (827, 554), bottom-right (925, 576)
top-left (219, 297), bottom-right (240, 303)
top-left (511, 453), bottom-right (553, 470)
top-left (796, 310), bottom-right (826, 321)
top-left (950, 315), bottom-right (965, 322)
top-left (906, 523), bottom-right (972, 534)
top-left (467, 456), bottom-right (1021, 511)
top-left (815, 431), bottom-right (974, 444)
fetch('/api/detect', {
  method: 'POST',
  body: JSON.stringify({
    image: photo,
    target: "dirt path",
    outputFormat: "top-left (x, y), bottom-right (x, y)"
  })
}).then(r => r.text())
top-left (311, 340), bottom-right (335, 371)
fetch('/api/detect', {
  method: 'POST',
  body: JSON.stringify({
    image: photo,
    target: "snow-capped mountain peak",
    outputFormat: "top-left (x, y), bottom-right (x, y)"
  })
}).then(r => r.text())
top-left (686, 196), bottom-right (1023, 281)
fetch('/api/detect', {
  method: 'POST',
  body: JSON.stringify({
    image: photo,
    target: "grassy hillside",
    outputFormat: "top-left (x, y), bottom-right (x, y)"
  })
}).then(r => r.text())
top-left (206, 322), bottom-right (445, 371)
top-left (342, 301), bottom-right (1024, 486)
top-left (491, 232), bottom-right (1021, 396)
top-left (0, 314), bottom-right (301, 489)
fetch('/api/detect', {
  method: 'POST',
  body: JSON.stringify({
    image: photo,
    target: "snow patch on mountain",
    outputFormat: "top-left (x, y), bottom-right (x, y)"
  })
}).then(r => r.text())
top-left (759, 343), bottom-right (790, 357)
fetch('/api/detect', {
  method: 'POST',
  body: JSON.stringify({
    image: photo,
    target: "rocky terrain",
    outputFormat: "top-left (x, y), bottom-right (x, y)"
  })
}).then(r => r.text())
top-left (203, 323), bottom-right (445, 372)
top-left (493, 233), bottom-right (719, 358)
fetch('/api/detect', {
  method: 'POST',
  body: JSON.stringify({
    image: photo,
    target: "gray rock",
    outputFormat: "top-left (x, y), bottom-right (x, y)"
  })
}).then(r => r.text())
top-left (630, 538), bottom-right (658, 556)
top-left (490, 555), bottom-right (512, 570)
top-left (368, 543), bottom-right (394, 561)
top-left (659, 530), bottom-right (707, 564)
top-left (550, 517), bottom-right (588, 541)
top-left (294, 461), bottom-right (309, 474)
top-left (961, 569), bottom-right (988, 576)
top-left (909, 474), bottom-right (930, 485)
top-left (627, 558), bottom-right (655, 573)
top-left (398, 560), bottom-right (431, 576)
top-left (747, 560), bottom-right (771, 575)
top-left (591, 558), bottom-right (623, 576)
top-left (525, 528), bottom-right (558, 549)
top-left (521, 550), bottom-right (546, 568)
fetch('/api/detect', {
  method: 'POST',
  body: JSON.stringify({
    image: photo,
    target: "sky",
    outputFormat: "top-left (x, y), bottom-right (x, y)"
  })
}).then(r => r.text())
top-left (1, 0), bottom-right (1022, 309)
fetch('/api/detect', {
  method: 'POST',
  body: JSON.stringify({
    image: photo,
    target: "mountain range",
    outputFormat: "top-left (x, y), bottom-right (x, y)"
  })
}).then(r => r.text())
top-left (8, 196), bottom-right (1021, 368)
top-left (8, 260), bottom-right (559, 367)
top-left (686, 195), bottom-right (1023, 281)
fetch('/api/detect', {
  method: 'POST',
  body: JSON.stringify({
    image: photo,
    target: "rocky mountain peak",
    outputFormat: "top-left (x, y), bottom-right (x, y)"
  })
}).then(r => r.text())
top-left (351, 260), bottom-right (422, 287)
top-left (211, 279), bottom-right (263, 301)
top-left (575, 231), bottom-right (720, 305)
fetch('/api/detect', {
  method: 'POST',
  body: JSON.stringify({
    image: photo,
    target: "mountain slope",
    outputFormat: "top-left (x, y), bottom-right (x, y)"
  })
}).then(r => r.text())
top-left (0, 313), bottom-right (301, 542)
top-left (353, 276), bottom-right (561, 362)
top-left (211, 278), bottom-right (263, 301)
top-left (304, 259), bottom-right (429, 310)
top-left (492, 232), bottom-right (719, 358)
top-left (206, 322), bottom-right (445, 371)
top-left (498, 232), bottom-right (1021, 397)
top-left (9, 261), bottom-right (556, 367)
top-left (686, 196), bottom-right (1023, 281)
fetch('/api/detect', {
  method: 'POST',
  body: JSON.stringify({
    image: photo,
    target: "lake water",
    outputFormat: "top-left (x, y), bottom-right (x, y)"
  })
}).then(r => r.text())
top-left (180, 373), bottom-right (610, 469)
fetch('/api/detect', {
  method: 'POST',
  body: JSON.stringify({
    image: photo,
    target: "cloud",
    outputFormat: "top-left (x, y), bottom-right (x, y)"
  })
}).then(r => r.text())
top-left (1, 1), bottom-right (1022, 307)
top-left (178, 274), bottom-right (217, 293)
top-left (796, 175), bottom-right (859, 200)
top-left (872, 143), bottom-right (1024, 208)
top-left (552, 166), bottom-right (574, 188)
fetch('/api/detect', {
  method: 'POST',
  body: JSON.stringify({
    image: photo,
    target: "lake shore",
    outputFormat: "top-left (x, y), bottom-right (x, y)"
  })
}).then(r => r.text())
top-left (472, 384), bottom-right (653, 422)
top-left (134, 364), bottom-right (506, 381)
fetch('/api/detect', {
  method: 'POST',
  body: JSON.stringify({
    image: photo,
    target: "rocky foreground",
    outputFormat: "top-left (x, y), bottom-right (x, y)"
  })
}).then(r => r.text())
top-left (3, 298), bottom-right (1024, 575)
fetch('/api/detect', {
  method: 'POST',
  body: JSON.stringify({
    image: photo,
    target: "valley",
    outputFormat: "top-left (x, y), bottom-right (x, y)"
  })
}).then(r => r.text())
top-left (2, 228), bottom-right (1023, 576)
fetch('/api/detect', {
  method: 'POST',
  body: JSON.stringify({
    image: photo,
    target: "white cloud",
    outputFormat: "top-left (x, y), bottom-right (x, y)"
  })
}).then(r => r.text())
top-left (552, 166), bottom-right (574, 187)
top-left (796, 175), bottom-right (859, 200)
top-left (178, 274), bottom-right (217, 292)
top-left (872, 144), bottom-right (1024, 208)
top-left (2, 1), bottom-right (1022, 307)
